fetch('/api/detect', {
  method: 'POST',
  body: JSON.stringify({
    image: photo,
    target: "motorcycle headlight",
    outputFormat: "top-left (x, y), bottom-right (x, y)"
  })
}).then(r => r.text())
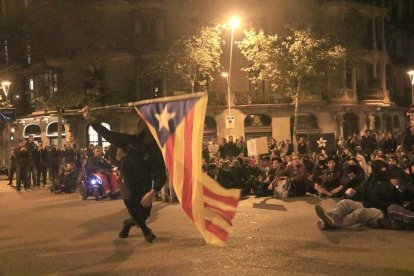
top-left (89, 177), bottom-right (102, 185)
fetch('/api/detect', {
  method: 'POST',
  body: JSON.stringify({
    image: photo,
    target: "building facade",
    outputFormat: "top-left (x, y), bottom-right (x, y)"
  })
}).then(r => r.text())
top-left (1, 0), bottom-right (414, 164)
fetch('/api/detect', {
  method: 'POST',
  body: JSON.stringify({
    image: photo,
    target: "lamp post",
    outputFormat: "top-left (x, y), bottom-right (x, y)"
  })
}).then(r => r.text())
top-left (226, 17), bottom-right (240, 116)
top-left (221, 72), bottom-right (230, 115)
top-left (408, 70), bottom-right (414, 106)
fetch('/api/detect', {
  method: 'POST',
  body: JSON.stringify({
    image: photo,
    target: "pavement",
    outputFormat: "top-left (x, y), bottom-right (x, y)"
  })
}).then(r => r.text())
top-left (1, 177), bottom-right (414, 276)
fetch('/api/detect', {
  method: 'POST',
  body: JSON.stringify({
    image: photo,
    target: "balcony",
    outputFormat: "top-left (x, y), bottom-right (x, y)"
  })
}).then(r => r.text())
top-left (329, 89), bottom-right (357, 104)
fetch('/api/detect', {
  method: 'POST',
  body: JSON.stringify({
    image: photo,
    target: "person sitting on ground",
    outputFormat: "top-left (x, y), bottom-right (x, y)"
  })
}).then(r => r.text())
top-left (216, 160), bottom-right (234, 189)
top-left (342, 164), bottom-right (365, 200)
top-left (313, 156), bottom-right (344, 197)
top-left (387, 155), bottom-right (410, 190)
top-left (315, 160), bottom-right (403, 230)
top-left (279, 153), bottom-right (308, 197)
top-left (53, 163), bottom-right (78, 194)
top-left (254, 156), bottom-right (273, 197)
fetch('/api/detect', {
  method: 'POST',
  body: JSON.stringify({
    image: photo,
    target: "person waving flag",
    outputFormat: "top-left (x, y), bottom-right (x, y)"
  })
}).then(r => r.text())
top-left (134, 92), bottom-right (241, 246)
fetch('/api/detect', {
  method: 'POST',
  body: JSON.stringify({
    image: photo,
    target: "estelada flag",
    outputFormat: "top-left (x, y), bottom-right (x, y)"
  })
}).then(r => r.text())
top-left (308, 133), bottom-right (336, 154)
top-left (133, 92), bottom-right (240, 246)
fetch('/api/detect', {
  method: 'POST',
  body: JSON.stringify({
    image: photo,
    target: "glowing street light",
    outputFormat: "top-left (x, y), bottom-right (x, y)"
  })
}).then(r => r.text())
top-left (408, 70), bottom-right (414, 105)
top-left (1, 80), bottom-right (12, 102)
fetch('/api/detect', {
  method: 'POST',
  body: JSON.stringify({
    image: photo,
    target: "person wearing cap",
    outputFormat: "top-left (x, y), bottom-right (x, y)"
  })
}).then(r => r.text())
top-left (313, 156), bottom-right (344, 197)
top-left (81, 106), bottom-right (167, 243)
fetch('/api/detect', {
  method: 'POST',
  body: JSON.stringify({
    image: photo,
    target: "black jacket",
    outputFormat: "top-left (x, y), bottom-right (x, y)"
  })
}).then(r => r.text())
top-left (89, 122), bottom-right (166, 192)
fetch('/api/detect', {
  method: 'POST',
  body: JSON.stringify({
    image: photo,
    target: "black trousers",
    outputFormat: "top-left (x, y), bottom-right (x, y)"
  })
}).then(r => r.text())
top-left (37, 165), bottom-right (48, 186)
top-left (119, 178), bottom-right (152, 231)
top-left (16, 163), bottom-right (28, 191)
top-left (8, 163), bottom-right (15, 183)
top-left (27, 162), bottom-right (37, 187)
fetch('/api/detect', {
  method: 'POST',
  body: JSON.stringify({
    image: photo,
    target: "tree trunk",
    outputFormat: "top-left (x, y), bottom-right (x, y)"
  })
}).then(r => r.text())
top-left (57, 108), bottom-right (63, 149)
top-left (293, 94), bottom-right (299, 153)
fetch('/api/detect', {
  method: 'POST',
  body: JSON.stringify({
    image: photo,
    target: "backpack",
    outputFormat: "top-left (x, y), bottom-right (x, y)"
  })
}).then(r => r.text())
top-left (273, 176), bottom-right (292, 198)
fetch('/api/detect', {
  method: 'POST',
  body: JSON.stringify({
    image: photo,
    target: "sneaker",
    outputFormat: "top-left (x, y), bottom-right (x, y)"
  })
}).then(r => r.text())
top-left (315, 205), bottom-right (335, 228)
top-left (143, 228), bottom-right (156, 243)
top-left (118, 219), bottom-right (136, 239)
top-left (317, 219), bottom-right (328, 230)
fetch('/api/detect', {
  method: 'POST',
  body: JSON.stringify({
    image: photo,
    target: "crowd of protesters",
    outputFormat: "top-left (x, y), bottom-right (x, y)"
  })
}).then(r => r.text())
top-left (202, 127), bottom-right (414, 231)
top-left (7, 135), bottom-right (119, 193)
top-left (7, 127), bottom-right (414, 230)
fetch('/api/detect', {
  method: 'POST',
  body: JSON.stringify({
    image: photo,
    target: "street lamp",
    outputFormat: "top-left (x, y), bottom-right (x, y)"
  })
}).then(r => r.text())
top-left (408, 70), bottom-right (414, 105)
top-left (1, 80), bottom-right (12, 102)
top-left (226, 16), bottom-right (240, 116)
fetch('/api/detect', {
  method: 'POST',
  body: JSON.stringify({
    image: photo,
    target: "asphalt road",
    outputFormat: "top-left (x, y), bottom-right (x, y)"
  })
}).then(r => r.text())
top-left (1, 178), bottom-right (414, 276)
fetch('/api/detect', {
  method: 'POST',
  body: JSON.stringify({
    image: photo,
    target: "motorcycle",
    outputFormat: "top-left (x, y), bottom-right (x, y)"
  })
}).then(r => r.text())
top-left (79, 167), bottom-right (121, 201)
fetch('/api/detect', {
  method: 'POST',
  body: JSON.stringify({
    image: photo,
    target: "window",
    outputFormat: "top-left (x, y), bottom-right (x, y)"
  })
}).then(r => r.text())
top-left (88, 123), bottom-right (110, 148)
top-left (28, 78), bottom-right (34, 91)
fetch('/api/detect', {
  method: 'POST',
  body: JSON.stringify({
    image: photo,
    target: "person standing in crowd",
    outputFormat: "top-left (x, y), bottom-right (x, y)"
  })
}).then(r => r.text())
top-left (36, 142), bottom-right (49, 188)
top-left (227, 136), bottom-right (240, 158)
top-left (208, 138), bottom-right (219, 161)
top-left (236, 136), bottom-right (247, 157)
top-left (218, 138), bottom-right (229, 159)
top-left (81, 106), bottom-right (167, 243)
top-left (383, 132), bottom-right (397, 154)
top-left (15, 139), bottom-right (29, 192)
top-left (25, 135), bottom-right (38, 188)
top-left (7, 146), bottom-right (16, 186)
top-left (49, 144), bottom-right (60, 188)
top-left (86, 143), bottom-right (95, 158)
top-left (63, 141), bottom-right (76, 164)
top-left (285, 139), bottom-right (294, 155)
top-left (297, 137), bottom-right (308, 155)
top-left (402, 127), bottom-right (414, 153)
top-left (360, 129), bottom-right (378, 161)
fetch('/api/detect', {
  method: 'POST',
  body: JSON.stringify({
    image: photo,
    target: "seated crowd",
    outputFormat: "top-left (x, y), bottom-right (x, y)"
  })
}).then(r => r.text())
top-left (202, 129), bottom-right (414, 230)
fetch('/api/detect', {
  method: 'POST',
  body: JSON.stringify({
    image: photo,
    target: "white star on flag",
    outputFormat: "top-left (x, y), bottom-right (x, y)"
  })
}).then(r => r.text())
top-left (316, 137), bottom-right (327, 148)
top-left (155, 105), bottom-right (176, 131)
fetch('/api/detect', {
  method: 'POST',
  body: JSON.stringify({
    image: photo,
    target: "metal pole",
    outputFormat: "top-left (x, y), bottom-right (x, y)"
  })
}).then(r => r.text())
top-left (228, 27), bottom-right (234, 116)
top-left (412, 84), bottom-right (414, 106)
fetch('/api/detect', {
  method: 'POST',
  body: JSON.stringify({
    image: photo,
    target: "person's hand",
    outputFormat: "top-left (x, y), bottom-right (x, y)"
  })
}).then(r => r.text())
top-left (345, 188), bottom-right (356, 197)
top-left (390, 179), bottom-right (399, 187)
top-left (140, 189), bottom-right (157, 207)
top-left (80, 106), bottom-right (90, 120)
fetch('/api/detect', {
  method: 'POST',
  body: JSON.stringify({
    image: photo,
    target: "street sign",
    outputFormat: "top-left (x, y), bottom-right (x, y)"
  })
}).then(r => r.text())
top-left (0, 108), bottom-right (16, 122)
top-left (226, 115), bottom-right (235, 129)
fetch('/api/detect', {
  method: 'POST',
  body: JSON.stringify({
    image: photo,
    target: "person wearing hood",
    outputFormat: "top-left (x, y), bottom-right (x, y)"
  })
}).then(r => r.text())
top-left (81, 106), bottom-right (167, 243)
top-left (315, 160), bottom-right (403, 230)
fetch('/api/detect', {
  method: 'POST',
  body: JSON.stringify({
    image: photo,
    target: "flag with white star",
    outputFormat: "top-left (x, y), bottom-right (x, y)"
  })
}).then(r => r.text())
top-left (308, 133), bottom-right (336, 154)
top-left (134, 92), bottom-right (240, 246)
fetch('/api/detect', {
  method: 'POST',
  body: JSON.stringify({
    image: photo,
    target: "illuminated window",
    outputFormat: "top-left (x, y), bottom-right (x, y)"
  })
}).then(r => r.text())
top-left (88, 123), bottom-right (110, 148)
top-left (28, 78), bottom-right (34, 91)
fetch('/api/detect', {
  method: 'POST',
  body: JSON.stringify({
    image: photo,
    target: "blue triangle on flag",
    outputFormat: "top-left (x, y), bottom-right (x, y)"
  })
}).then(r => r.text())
top-left (136, 98), bottom-right (198, 147)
